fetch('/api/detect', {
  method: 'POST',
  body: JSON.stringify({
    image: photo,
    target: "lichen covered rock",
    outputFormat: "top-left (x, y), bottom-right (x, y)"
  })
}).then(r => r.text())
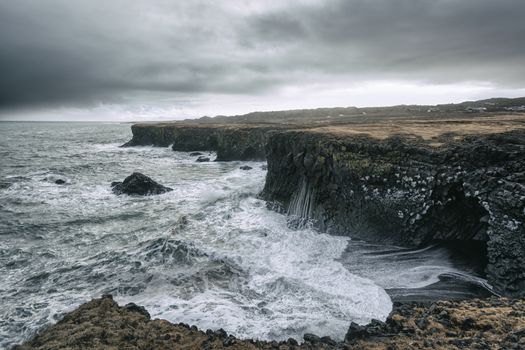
top-left (13, 296), bottom-right (525, 350)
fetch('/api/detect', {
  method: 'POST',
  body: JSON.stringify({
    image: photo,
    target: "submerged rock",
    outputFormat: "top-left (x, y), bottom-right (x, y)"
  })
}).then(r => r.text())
top-left (239, 165), bottom-right (253, 170)
top-left (196, 156), bottom-right (210, 162)
top-left (54, 179), bottom-right (66, 185)
top-left (111, 172), bottom-right (172, 196)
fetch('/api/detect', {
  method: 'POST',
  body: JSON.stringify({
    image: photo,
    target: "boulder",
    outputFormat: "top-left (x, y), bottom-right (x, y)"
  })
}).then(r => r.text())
top-left (240, 165), bottom-right (253, 170)
top-left (189, 152), bottom-right (203, 156)
top-left (111, 172), bottom-right (172, 196)
top-left (55, 179), bottom-right (66, 185)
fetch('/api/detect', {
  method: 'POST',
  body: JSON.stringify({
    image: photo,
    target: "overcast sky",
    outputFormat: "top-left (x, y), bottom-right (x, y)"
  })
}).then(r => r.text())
top-left (1, 0), bottom-right (525, 121)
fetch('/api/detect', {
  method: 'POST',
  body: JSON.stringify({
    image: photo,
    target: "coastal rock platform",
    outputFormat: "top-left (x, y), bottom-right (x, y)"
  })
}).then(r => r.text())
top-left (13, 295), bottom-right (525, 350)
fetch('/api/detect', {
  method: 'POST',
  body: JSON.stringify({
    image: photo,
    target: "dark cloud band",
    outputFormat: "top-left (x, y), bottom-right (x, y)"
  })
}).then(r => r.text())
top-left (1, 0), bottom-right (524, 109)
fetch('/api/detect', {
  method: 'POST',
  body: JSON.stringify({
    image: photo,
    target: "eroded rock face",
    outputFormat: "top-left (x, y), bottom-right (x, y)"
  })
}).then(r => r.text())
top-left (111, 172), bottom-right (172, 196)
top-left (122, 124), bottom-right (278, 161)
top-left (261, 130), bottom-right (525, 297)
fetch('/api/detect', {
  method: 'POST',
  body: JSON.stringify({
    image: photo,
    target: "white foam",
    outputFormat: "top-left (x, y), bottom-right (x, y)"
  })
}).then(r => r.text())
top-left (117, 165), bottom-right (392, 341)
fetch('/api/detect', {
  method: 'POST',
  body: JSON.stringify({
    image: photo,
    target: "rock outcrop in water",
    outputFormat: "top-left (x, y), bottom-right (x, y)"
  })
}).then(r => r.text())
top-left (122, 110), bottom-right (525, 297)
top-left (13, 295), bottom-right (525, 350)
top-left (196, 155), bottom-right (210, 162)
top-left (111, 172), bottom-right (173, 196)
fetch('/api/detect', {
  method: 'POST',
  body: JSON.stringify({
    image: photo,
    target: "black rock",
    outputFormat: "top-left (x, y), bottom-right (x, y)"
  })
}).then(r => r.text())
top-left (196, 156), bottom-right (210, 162)
top-left (287, 338), bottom-right (298, 346)
top-left (124, 303), bottom-right (150, 319)
top-left (345, 322), bottom-right (368, 341)
top-left (190, 152), bottom-right (203, 156)
top-left (223, 335), bottom-right (236, 347)
top-left (303, 333), bottom-right (320, 343)
top-left (240, 165), bottom-right (253, 170)
top-left (55, 179), bottom-right (66, 185)
top-left (215, 328), bottom-right (228, 338)
top-left (111, 172), bottom-right (173, 196)
top-left (320, 336), bottom-right (337, 345)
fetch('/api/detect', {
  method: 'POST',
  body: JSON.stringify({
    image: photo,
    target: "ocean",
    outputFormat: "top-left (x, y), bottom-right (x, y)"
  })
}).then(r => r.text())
top-left (0, 122), bottom-right (488, 348)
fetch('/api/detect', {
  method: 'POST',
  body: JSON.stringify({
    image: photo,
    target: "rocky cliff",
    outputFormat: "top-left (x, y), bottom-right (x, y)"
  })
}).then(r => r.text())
top-left (123, 114), bottom-right (525, 297)
top-left (261, 129), bottom-right (525, 297)
top-left (122, 123), bottom-right (280, 161)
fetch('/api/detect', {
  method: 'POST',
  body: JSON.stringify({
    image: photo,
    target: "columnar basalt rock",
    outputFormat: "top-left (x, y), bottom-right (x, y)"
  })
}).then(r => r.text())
top-left (261, 130), bottom-right (525, 297)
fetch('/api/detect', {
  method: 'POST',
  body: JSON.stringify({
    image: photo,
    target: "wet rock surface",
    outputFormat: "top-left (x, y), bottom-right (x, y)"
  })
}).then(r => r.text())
top-left (13, 296), bottom-right (525, 350)
top-left (262, 129), bottom-right (525, 297)
top-left (111, 172), bottom-right (173, 196)
top-left (196, 155), bottom-right (211, 162)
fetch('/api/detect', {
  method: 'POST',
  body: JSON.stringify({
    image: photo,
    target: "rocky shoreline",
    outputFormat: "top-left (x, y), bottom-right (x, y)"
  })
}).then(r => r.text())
top-left (122, 112), bottom-right (525, 297)
top-left (14, 104), bottom-right (525, 348)
top-left (13, 295), bottom-right (525, 350)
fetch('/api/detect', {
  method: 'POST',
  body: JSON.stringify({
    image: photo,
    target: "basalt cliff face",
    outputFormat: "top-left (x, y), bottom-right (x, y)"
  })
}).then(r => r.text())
top-left (123, 114), bottom-right (525, 297)
top-left (123, 123), bottom-right (281, 161)
top-left (261, 129), bottom-right (525, 297)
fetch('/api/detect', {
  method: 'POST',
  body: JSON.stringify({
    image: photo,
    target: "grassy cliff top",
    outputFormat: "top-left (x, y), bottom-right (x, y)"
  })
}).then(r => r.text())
top-left (134, 111), bottom-right (525, 146)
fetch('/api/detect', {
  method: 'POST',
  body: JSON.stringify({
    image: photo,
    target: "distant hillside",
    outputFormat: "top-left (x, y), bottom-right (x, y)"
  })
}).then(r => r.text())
top-left (181, 96), bottom-right (525, 125)
top-left (437, 97), bottom-right (525, 109)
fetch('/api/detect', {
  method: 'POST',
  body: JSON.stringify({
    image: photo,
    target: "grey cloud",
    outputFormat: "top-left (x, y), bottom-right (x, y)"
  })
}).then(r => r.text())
top-left (247, 0), bottom-right (525, 84)
top-left (0, 0), bottom-right (524, 110)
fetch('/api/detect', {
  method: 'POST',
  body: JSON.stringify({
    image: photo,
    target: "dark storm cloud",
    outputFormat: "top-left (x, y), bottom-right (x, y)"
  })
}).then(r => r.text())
top-left (246, 0), bottom-right (525, 83)
top-left (0, 0), bottom-right (524, 109)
